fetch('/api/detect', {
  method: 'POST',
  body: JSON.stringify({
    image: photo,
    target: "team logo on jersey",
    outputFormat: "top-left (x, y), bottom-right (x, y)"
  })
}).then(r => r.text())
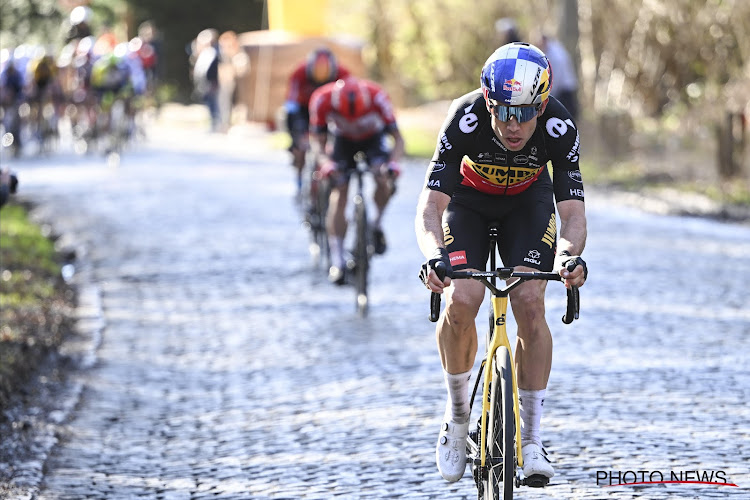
top-left (568, 170), bottom-right (582, 183)
top-left (546, 117), bottom-right (576, 138)
top-left (566, 131), bottom-right (580, 162)
top-left (432, 160), bottom-right (446, 172)
top-left (449, 250), bottom-right (467, 265)
top-left (439, 134), bottom-right (452, 153)
top-left (458, 104), bottom-right (478, 133)
top-left (503, 79), bottom-right (522, 93)
top-left (460, 155), bottom-right (542, 195)
top-left (514, 155), bottom-right (529, 165)
top-left (459, 113), bottom-right (478, 133)
top-left (524, 249), bottom-right (541, 266)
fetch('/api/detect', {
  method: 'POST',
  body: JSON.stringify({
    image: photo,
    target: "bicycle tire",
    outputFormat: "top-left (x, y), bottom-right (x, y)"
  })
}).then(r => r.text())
top-left (315, 177), bottom-right (330, 269)
top-left (353, 193), bottom-right (369, 316)
top-left (485, 346), bottom-right (515, 500)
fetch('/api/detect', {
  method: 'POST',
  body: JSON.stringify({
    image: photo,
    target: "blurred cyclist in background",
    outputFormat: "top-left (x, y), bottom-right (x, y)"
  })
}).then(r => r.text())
top-left (308, 76), bottom-right (404, 285)
top-left (0, 49), bottom-right (26, 156)
top-left (284, 48), bottom-right (350, 197)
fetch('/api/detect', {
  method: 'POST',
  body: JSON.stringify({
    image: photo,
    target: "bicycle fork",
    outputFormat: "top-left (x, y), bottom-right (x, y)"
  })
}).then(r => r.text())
top-left (477, 295), bottom-right (524, 470)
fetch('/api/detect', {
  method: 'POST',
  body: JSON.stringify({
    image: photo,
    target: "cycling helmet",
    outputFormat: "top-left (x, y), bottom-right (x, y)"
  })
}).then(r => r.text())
top-left (480, 42), bottom-right (552, 107)
top-left (306, 48), bottom-right (338, 85)
top-left (330, 78), bottom-right (371, 120)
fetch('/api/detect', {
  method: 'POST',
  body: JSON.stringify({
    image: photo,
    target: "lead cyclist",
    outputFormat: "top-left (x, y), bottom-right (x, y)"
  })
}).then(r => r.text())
top-left (415, 42), bottom-right (588, 485)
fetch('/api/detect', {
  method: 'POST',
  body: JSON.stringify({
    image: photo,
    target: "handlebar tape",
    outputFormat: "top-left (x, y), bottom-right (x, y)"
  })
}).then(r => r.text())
top-left (562, 286), bottom-right (579, 324)
top-left (429, 261), bottom-right (448, 322)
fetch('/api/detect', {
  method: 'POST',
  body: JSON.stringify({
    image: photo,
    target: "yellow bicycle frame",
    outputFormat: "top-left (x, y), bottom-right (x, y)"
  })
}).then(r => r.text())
top-left (479, 294), bottom-right (524, 470)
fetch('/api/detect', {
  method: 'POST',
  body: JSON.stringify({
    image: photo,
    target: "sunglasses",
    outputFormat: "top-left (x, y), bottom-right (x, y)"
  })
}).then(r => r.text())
top-left (489, 103), bottom-right (540, 123)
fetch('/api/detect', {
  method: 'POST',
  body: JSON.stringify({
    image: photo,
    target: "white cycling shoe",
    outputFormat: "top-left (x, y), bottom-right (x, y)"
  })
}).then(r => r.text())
top-left (436, 415), bottom-right (469, 482)
top-left (522, 443), bottom-right (554, 484)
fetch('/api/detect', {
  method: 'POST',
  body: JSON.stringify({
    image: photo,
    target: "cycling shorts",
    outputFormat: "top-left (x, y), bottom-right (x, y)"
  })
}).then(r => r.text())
top-left (287, 107), bottom-right (309, 136)
top-left (443, 176), bottom-right (557, 272)
top-left (330, 132), bottom-right (389, 172)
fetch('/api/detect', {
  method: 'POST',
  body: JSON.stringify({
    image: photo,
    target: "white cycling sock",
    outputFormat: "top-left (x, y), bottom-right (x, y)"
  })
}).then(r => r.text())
top-left (328, 236), bottom-right (345, 268)
top-left (443, 369), bottom-right (471, 424)
top-left (519, 388), bottom-right (545, 447)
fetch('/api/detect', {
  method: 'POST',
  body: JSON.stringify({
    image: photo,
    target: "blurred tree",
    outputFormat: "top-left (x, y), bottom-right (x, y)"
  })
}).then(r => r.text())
top-left (0, 0), bottom-right (65, 47)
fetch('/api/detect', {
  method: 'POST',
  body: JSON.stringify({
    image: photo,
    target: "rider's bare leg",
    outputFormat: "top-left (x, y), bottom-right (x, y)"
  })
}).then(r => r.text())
top-left (437, 276), bottom-right (485, 373)
top-left (326, 182), bottom-right (349, 268)
top-left (510, 269), bottom-right (552, 450)
top-left (510, 273), bottom-right (552, 390)
top-left (371, 170), bottom-right (393, 228)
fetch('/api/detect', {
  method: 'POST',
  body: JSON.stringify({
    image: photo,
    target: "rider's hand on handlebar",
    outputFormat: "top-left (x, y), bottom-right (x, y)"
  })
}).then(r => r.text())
top-left (555, 250), bottom-right (588, 289)
top-left (419, 248), bottom-right (453, 293)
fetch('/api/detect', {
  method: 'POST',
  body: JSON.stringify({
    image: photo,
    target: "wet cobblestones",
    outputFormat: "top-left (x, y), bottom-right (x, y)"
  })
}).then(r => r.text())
top-left (1, 121), bottom-right (748, 499)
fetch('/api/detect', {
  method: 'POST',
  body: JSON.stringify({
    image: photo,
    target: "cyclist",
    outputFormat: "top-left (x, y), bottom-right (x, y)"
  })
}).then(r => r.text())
top-left (284, 48), bottom-right (350, 197)
top-left (0, 49), bottom-right (26, 156)
top-left (27, 48), bottom-right (64, 143)
top-left (415, 42), bottom-right (588, 484)
top-left (309, 76), bottom-right (404, 285)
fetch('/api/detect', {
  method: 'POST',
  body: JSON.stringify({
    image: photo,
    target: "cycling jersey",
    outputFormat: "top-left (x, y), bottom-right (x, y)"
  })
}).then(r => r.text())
top-left (286, 63), bottom-right (350, 108)
top-left (0, 63), bottom-right (24, 100)
top-left (90, 57), bottom-right (131, 93)
top-left (425, 90), bottom-right (583, 204)
top-left (427, 91), bottom-right (584, 272)
top-left (309, 79), bottom-right (398, 142)
top-left (29, 55), bottom-right (57, 89)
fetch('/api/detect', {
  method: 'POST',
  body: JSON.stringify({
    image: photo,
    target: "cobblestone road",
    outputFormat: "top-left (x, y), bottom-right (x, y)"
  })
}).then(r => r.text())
top-left (2, 113), bottom-right (749, 499)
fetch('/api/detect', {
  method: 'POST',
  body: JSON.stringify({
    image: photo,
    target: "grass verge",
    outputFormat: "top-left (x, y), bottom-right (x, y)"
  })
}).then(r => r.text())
top-left (0, 202), bottom-right (74, 414)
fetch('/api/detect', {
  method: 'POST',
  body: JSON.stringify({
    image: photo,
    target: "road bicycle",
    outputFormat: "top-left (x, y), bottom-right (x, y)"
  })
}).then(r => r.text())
top-left (429, 223), bottom-right (580, 499)
top-left (347, 151), bottom-right (375, 317)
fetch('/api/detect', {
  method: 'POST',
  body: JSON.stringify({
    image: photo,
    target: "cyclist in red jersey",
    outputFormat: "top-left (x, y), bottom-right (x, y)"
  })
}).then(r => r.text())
top-left (416, 42), bottom-right (588, 484)
top-left (309, 76), bottom-right (405, 285)
top-left (284, 48), bottom-right (350, 196)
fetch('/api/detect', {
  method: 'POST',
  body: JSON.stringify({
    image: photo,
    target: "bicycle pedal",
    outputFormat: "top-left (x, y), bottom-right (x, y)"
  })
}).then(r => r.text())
top-left (522, 474), bottom-right (549, 488)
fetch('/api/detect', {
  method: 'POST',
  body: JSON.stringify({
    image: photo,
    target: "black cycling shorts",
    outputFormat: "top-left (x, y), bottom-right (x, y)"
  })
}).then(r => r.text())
top-left (327, 133), bottom-right (391, 187)
top-left (331, 132), bottom-right (390, 170)
top-left (443, 178), bottom-right (557, 272)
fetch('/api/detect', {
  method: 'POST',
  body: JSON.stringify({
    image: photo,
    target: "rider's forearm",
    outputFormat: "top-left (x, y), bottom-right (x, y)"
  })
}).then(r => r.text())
top-left (415, 189), bottom-right (449, 258)
top-left (556, 200), bottom-right (587, 255)
top-left (309, 132), bottom-right (327, 156)
top-left (390, 130), bottom-right (405, 163)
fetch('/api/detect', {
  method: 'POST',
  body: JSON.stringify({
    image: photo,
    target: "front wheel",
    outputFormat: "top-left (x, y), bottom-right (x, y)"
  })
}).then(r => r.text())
top-left (352, 194), bottom-right (369, 317)
top-left (485, 347), bottom-right (515, 500)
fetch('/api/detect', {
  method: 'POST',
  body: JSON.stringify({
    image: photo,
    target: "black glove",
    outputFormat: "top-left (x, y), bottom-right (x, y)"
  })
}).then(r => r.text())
top-left (559, 250), bottom-right (588, 280)
top-left (419, 248), bottom-right (453, 285)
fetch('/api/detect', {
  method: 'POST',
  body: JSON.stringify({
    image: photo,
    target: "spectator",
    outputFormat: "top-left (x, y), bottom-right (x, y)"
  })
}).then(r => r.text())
top-left (495, 17), bottom-right (521, 46)
top-left (217, 31), bottom-right (240, 133)
top-left (191, 29), bottom-right (221, 132)
top-left (541, 34), bottom-right (579, 120)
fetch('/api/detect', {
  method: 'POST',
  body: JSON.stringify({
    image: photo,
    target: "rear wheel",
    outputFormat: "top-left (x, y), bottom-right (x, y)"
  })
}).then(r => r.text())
top-left (485, 347), bottom-right (515, 500)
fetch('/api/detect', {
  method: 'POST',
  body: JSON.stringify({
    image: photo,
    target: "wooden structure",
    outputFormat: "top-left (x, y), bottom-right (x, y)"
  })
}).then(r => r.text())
top-left (236, 31), bottom-right (366, 128)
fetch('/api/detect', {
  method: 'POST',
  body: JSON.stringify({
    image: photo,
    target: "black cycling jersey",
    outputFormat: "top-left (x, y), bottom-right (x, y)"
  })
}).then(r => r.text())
top-left (424, 90), bottom-right (584, 204)
top-left (424, 91), bottom-right (584, 272)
